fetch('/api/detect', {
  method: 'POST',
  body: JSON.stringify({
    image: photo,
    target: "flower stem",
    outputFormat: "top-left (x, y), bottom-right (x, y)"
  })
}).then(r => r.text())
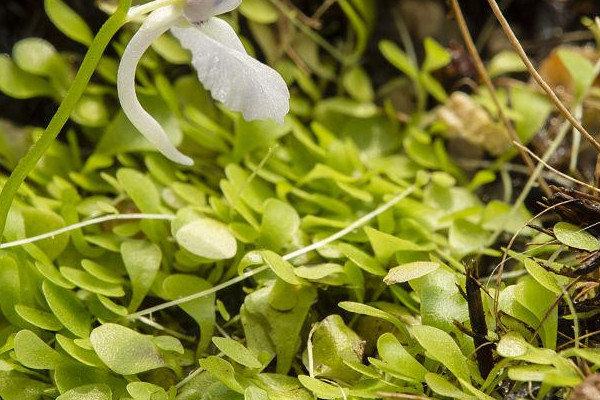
top-left (0, 0), bottom-right (132, 243)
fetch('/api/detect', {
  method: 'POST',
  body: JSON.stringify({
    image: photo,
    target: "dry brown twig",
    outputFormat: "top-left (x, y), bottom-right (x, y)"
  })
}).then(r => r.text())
top-left (485, 0), bottom-right (600, 154)
top-left (449, 0), bottom-right (552, 196)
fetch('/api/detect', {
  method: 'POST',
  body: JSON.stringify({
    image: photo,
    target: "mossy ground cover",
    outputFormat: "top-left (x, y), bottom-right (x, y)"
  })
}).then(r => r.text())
top-left (0, 1), bottom-right (600, 399)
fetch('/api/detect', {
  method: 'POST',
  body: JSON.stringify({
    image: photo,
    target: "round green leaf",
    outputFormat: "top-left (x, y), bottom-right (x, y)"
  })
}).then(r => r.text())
top-left (175, 218), bottom-right (237, 259)
top-left (14, 304), bottom-right (62, 331)
top-left (60, 267), bottom-right (125, 297)
top-left (56, 384), bottom-right (112, 400)
top-left (376, 333), bottom-right (427, 381)
top-left (523, 258), bottom-right (562, 295)
top-left (342, 67), bottom-right (374, 102)
top-left (298, 375), bottom-right (347, 400)
top-left (12, 38), bottom-right (59, 76)
top-left (213, 337), bottom-right (261, 368)
top-left (127, 382), bottom-right (168, 400)
top-left (553, 222), bottom-right (600, 252)
top-left (14, 330), bottom-right (64, 369)
top-left (384, 261), bottom-right (440, 284)
top-left (0, 55), bottom-right (53, 99)
top-left (411, 325), bottom-right (470, 382)
top-left (90, 323), bottom-right (169, 375)
top-left (44, 0), bottom-right (94, 46)
top-left (121, 240), bottom-right (162, 312)
top-left (496, 331), bottom-right (529, 358)
top-left (43, 280), bottom-right (92, 338)
top-left (239, 0), bottom-right (279, 23)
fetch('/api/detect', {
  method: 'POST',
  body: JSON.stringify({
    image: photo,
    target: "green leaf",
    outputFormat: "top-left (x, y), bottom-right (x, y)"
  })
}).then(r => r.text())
top-left (523, 258), bottom-right (562, 295)
top-left (55, 334), bottom-right (104, 367)
top-left (90, 323), bottom-right (174, 375)
top-left (449, 219), bottom-right (488, 256)
top-left (14, 330), bottom-right (64, 369)
top-left (163, 274), bottom-right (215, 354)
top-left (496, 332), bottom-right (529, 358)
top-left (253, 374), bottom-right (313, 400)
top-left (232, 119), bottom-right (290, 162)
top-left (151, 34), bottom-right (191, 65)
top-left (121, 240), bottom-right (162, 312)
top-left (56, 383), bottom-right (113, 400)
top-left (239, 0), bottom-right (279, 23)
top-left (298, 375), bottom-right (347, 400)
top-left (22, 207), bottom-right (69, 261)
top-left (420, 72), bottom-right (448, 102)
top-left (245, 386), bottom-right (269, 400)
top-left (379, 40), bottom-right (418, 80)
top-left (487, 50), bottom-right (527, 78)
top-left (56, 384), bottom-right (112, 400)
top-left (558, 48), bottom-right (596, 100)
top-left (127, 382), bottom-right (168, 400)
top-left (365, 226), bottom-right (433, 265)
top-left (375, 333), bottom-right (427, 382)
top-left (59, 267), bottom-right (125, 297)
top-left (384, 261), bottom-right (440, 284)
top-left (303, 315), bottom-right (364, 382)
top-left (412, 268), bottom-right (469, 332)
top-left (513, 277), bottom-right (558, 350)
top-left (511, 86), bottom-right (553, 143)
top-left (342, 67), bottom-right (374, 102)
top-left (411, 325), bottom-right (471, 382)
top-left (43, 280), bottom-right (91, 338)
top-left (53, 363), bottom-right (127, 396)
top-left (12, 38), bottom-right (65, 79)
top-left (177, 370), bottom-right (244, 400)
top-left (422, 37), bottom-right (451, 72)
top-left (0, 55), bottom-right (53, 99)
top-left (260, 250), bottom-right (305, 286)
top-left (14, 304), bottom-right (62, 331)
top-left (199, 356), bottom-right (245, 393)
top-left (294, 263), bottom-right (346, 285)
top-left (116, 168), bottom-right (161, 213)
top-left (242, 285), bottom-right (317, 374)
top-left (175, 218), bottom-right (238, 259)
top-left (425, 373), bottom-right (474, 400)
top-left (553, 221), bottom-right (600, 252)
top-left (213, 337), bottom-right (262, 369)
top-left (335, 243), bottom-right (386, 276)
top-left (96, 95), bottom-right (182, 156)
top-left (563, 348), bottom-right (600, 366)
top-left (258, 199), bottom-right (300, 251)
top-left (44, 0), bottom-right (94, 46)
top-left (338, 301), bottom-right (409, 340)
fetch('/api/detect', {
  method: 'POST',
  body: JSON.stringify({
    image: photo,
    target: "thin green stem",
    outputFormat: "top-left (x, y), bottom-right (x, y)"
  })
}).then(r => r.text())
top-left (0, 0), bottom-right (132, 243)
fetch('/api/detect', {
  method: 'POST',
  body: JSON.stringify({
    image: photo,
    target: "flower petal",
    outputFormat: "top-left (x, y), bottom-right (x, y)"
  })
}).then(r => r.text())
top-left (184, 0), bottom-right (242, 23)
top-left (171, 18), bottom-right (290, 124)
top-left (118, 5), bottom-right (193, 165)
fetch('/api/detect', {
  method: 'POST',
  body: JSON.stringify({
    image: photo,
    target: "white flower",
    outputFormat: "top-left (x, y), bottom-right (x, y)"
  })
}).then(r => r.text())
top-left (117, 0), bottom-right (290, 165)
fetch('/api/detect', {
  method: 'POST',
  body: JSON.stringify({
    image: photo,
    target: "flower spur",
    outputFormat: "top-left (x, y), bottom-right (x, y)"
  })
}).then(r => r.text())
top-left (118, 0), bottom-right (290, 165)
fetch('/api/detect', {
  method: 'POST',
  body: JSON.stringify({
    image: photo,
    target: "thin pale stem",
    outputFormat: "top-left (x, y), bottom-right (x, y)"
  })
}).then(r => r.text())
top-left (449, 0), bottom-right (551, 196)
top-left (486, 0), bottom-right (600, 154)
top-left (514, 142), bottom-right (600, 194)
top-left (0, 0), bottom-right (133, 244)
top-left (127, 186), bottom-right (416, 319)
top-left (0, 213), bottom-right (175, 249)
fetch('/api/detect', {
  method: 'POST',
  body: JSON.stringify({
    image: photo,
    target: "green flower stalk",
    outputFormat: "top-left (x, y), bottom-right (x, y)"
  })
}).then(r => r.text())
top-left (0, 0), bottom-right (132, 243)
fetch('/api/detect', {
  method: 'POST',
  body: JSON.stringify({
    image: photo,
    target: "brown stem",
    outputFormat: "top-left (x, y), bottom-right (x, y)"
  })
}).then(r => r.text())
top-left (466, 260), bottom-right (495, 379)
top-left (449, 0), bottom-right (551, 196)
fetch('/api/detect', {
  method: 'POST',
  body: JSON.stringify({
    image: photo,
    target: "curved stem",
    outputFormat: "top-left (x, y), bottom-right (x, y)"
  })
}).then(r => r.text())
top-left (118, 5), bottom-right (193, 166)
top-left (0, 0), bottom-right (132, 243)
